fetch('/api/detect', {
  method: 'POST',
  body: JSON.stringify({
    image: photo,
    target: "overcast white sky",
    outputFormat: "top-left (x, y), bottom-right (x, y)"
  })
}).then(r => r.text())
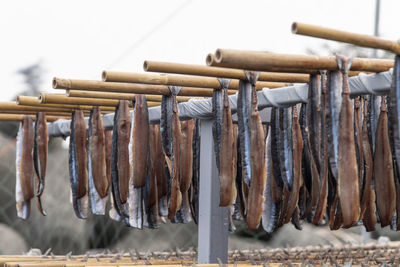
top-left (0, 0), bottom-right (399, 100)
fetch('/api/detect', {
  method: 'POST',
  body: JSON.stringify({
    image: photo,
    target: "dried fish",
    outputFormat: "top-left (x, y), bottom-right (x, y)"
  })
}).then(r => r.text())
top-left (111, 100), bottom-right (131, 222)
top-left (161, 86), bottom-right (182, 219)
top-left (337, 55), bottom-right (359, 228)
top-left (189, 119), bottom-right (200, 224)
top-left (284, 105), bottom-right (303, 224)
top-left (235, 125), bottom-right (247, 219)
top-left (105, 130), bottom-right (112, 190)
top-left (33, 112), bottom-right (48, 216)
top-left (87, 107), bottom-right (107, 215)
top-left (69, 110), bottom-right (89, 219)
top-left (262, 125), bottom-right (280, 233)
top-left (237, 72), bottom-right (259, 186)
top-left (313, 71), bottom-right (328, 225)
top-left (132, 95), bottom-right (149, 188)
top-left (213, 84), bottom-right (237, 207)
top-left (247, 85), bottom-right (266, 230)
top-left (326, 70), bottom-right (343, 181)
top-left (374, 97), bottom-right (396, 227)
top-left (172, 119), bottom-right (195, 223)
top-left (16, 116), bottom-right (34, 219)
top-left (361, 98), bottom-right (377, 231)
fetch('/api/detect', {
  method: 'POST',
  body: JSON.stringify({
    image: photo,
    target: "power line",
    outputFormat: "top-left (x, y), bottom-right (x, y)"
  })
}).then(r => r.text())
top-left (105, 0), bottom-right (193, 69)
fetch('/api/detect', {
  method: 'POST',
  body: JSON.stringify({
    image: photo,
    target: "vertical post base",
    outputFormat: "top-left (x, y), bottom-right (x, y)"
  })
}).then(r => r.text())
top-left (198, 120), bottom-right (229, 264)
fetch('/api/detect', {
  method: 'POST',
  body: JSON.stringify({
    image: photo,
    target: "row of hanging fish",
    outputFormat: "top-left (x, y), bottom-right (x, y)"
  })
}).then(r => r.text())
top-left (16, 112), bottom-right (48, 219)
top-left (213, 54), bottom-right (400, 233)
top-left (68, 92), bottom-right (201, 229)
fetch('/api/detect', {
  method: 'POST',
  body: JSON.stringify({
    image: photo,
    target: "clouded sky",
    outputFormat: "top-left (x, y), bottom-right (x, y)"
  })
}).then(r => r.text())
top-left (0, 0), bottom-right (399, 100)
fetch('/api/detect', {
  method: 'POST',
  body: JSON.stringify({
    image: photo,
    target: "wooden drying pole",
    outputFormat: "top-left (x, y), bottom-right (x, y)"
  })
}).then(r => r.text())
top-left (53, 78), bottom-right (237, 96)
top-left (39, 93), bottom-right (160, 108)
top-left (17, 96), bottom-right (117, 112)
top-left (211, 49), bottom-right (393, 72)
top-left (143, 60), bottom-right (310, 83)
top-left (102, 71), bottom-right (286, 89)
top-left (292, 22), bottom-right (400, 54)
top-left (0, 114), bottom-right (67, 122)
top-left (66, 90), bottom-right (194, 102)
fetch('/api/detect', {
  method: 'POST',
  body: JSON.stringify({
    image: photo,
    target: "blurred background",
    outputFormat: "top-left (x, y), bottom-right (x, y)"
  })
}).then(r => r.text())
top-left (0, 0), bottom-right (399, 255)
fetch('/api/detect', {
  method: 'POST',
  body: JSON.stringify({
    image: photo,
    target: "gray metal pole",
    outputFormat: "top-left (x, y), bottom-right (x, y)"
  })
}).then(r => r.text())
top-left (198, 119), bottom-right (229, 264)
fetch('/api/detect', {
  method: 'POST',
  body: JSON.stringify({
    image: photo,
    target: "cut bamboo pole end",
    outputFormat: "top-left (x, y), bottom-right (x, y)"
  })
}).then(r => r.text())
top-left (102, 71), bottom-right (286, 89)
top-left (292, 22), bottom-right (400, 55)
top-left (213, 49), bottom-right (393, 73)
top-left (143, 60), bottom-right (310, 83)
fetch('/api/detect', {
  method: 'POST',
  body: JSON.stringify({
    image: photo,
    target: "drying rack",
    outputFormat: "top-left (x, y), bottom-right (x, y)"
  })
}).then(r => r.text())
top-left (3, 22), bottom-right (400, 263)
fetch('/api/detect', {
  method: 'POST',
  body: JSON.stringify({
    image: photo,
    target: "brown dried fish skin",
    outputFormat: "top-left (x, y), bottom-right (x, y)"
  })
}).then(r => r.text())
top-left (117, 100), bottom-right (131, 203)
top-left (337, 56), bottom-right (359, 228)
top-left (179, 119), bottom-right (195, 194)
top-left (219, 88), bottom-right (237, 207)
top-left (20, 115), bottom-right (35, 201)
top-left (374, 98), bottom-right (396, 227)
top-left (284, 106), bottom-right (303, 224)
top-left (74, 110), bottom-right (88, 199)
top-left (33, 112), bottom-right (48, 197)
top-left (246, 88), bottom-right (266, 230)
top-left (132, 94), bottom-right (149, 188)
top-left (89, 107), bottom-right (108, 198)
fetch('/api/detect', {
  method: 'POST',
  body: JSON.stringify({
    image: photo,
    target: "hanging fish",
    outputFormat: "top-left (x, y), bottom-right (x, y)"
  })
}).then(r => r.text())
top-left (301, 75), bottom-right (321, 220)
top-left (131, 95), bottom-right (149, 188)
top-left (161, 86), bottom-right (182, 219)
top-left (326, 70), bottom-right (343, 181)
top-left (16, 115), bottom-right (34, 220)
top-left (171, 119), bottom-right (195, 223)
top-left (246, 85), bottom-right (266, 230)
top-left (69, 110), bottom-right (89, 219)
top-left (212, 82), bottom-right (237, 207)
top-left (388, 55), bottom-right (400, 186)
top-left (360, 98), bottom-right (377, 232)
top-left (374, 97), bottom-right (396, 227)
top-left (262, 125), bottom-right (280, 233)
top-left (105, 130), bottom-right (112, 190)
top-left (354, 97), bottom-right (364, 201)
top-left (189, 119), bottom-right (201, 224)
top-left (284, 105), bottom-right (303, 224)
top-left (145, 124), bottom-right (162, 228)
top-left (337, 55), bottom-right (359, 228)
top-left (277, 108), bottom-right (292, 226)
top-left (87, 107), bottom-right (108, 215)
top-left (155, 124), bottom-right (168, 218)
top-left (110, 100), bottom-right (131, 222)
top-left (235, 124), bottom-right (247, 219)
top-left (33, 112), bottom-right (48, 216)
top-left (237, 72), bottom-right (259, 186)
top-left (127, 98), bottom-right (144, 229)
top-left (312, 71), bottom-right (328, 225)
top-left (270, 108), bottom-right (284, 213)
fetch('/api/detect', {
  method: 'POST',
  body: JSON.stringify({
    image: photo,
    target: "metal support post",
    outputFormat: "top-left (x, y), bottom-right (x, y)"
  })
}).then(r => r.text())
top-left (198, 119), bottom-right (229, 264)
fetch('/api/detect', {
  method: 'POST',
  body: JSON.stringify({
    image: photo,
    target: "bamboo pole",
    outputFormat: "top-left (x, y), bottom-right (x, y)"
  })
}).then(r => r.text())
top-left (213, 49), bottom-right (393, 72)
top-left (292, 22), bottom-right (400, 55)
top-left (39, 93), bottom-right (160, 107)
top-left (16, 96), bottom-right (117, 112)
top-left (102, 71), bottom-right (286, 89)
top-left (53, 78), bottom-right (237, 96)
top-left (0, 114), bottom-right (67, 122)
top-left (66, 90), bottom-right (194, 103)
top-left (0, 102), bottom-right (73, 113)
top-left (143, 61), bottom-right (310, 83)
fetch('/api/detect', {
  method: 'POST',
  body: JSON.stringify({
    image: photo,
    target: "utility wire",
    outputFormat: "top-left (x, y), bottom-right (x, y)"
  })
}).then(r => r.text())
top-left (105, 0), bottom-right (193, 69)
